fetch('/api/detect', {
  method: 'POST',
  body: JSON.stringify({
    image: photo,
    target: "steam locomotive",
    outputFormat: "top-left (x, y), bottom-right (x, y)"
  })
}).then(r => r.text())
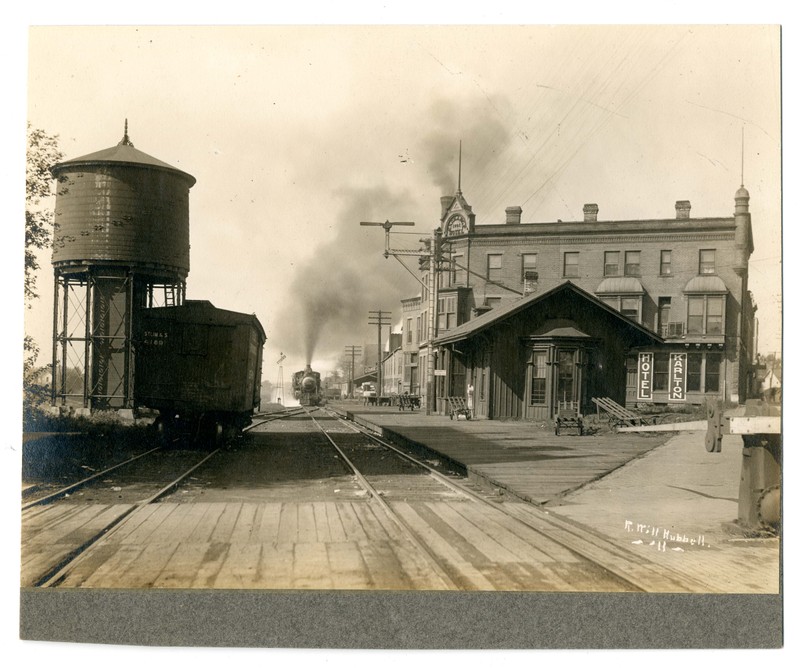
top-left (134, 300), bottom-right (266, 446)
top-left (292, 365), bottom-right (322, 406)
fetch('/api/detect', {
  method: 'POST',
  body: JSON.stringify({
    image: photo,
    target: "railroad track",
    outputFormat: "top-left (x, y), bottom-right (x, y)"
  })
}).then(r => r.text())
top-left (19, 408), bottom-right (301, 509)
top-left (23, 408), bottom-right (309, 588)
top-left (22, 446), bottom-right (163, 509)
top-left (313, 407), bottom-right (717, 593)
top-left (25, 448), bottom-right (220, 587)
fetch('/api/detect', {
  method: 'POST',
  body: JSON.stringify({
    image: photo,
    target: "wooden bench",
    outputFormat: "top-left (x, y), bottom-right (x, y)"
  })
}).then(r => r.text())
top-left (591, 396), bottom-right (661, 429)
top-left (447, 397), bottom-right (471, 420)
top-left (397, 395), bottom-right (420, 411)
top-left (555, 400), bottom-right (584, 436)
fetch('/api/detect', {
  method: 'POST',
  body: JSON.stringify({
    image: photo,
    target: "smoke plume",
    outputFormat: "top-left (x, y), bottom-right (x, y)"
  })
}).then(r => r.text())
top-left (273, 94), bottom-right (514, 370)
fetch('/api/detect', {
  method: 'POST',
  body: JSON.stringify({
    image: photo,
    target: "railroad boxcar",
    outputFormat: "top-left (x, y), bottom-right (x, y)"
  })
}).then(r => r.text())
top-left (292, 365), bottom-right (322, 406)
top-left (134, 300), bottom-right (266, 445)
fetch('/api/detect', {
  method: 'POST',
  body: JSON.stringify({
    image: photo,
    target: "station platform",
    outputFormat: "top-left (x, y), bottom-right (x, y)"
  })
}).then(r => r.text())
top-left (329, 401), bottom-right (780, 594)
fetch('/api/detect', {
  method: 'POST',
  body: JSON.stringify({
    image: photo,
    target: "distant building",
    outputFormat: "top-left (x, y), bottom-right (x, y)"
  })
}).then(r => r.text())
top-left (402, 182), bottom-right (759, 419)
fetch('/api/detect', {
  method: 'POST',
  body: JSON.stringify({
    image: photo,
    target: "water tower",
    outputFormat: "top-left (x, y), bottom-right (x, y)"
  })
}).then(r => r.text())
top-left (49, 123), bottom-right (196, 411)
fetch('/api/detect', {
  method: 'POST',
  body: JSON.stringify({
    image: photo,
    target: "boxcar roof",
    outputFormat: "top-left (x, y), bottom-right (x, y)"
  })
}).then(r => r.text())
top-left (141, 300), bottom-right (266, 341)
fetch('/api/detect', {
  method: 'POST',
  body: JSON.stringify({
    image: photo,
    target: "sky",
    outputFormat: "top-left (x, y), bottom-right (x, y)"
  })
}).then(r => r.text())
top-left (16, 22), bottom-right (784, 380)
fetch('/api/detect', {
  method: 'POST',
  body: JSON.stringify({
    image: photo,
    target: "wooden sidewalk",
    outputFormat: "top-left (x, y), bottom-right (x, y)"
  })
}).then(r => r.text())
top-left (344, 409), bottom-right (671, 505)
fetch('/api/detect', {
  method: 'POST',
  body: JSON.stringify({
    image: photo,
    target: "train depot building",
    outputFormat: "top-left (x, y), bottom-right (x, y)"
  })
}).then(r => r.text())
top-left (399, 183), bottom-right (759, 420)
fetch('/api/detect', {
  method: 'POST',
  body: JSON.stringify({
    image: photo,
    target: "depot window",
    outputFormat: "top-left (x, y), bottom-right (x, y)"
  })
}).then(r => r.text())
top-left (530, 350), bottom-right (547, 405)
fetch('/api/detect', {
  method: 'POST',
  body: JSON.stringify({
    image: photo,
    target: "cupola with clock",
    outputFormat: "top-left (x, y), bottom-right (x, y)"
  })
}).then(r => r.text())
top-left (440, 142), bottom-right (476, 238)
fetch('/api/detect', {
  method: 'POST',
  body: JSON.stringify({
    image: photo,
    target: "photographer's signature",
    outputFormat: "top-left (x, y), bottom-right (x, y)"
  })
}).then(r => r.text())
top-left (624, 520), bottom-right (711, 552)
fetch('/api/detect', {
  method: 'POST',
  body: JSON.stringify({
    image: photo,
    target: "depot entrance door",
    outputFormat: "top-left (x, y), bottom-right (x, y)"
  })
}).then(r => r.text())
top-left (525, 344), bottom-right (590, 420)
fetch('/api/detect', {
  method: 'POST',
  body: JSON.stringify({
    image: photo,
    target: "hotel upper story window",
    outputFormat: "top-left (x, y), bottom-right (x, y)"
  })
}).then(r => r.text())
top-left (600, 295), bottom-right (642, 323)
top-left (438, 295), bottom-right (457, 331)
top-left (406, 318), bottom-right (413, 344)
top-left (699, 249), bottom-right (716, 275)
top-left (521, 253), bottom-right (538, 281)
top-left (563, 252), bottom-right (579, 277)
top-left (604, 251), bottom-right (620, 276)
top-left (687, 294), bottom-right (725, 334)
top-left (487, 254), bottom-right (503, 281)
top-left (660, 250), bottom-right (672, 276)
top-left (624, 250), bottom-right (641, 276)
top-left (452, 254), bottom-right (465, 285)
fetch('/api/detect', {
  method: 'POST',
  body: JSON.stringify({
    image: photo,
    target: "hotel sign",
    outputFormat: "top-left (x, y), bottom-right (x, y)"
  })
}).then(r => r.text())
top-left (637, 353), bottom-right (653, 401)
top-left (669, 352), bottom-right (687, 402)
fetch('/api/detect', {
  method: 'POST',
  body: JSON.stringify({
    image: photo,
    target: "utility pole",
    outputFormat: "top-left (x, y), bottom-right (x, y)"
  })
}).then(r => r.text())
top-left (344, 345), bottom-right (361, 398)
top-left (368, 310), bottom-right (391, 396)
top-left (360, 220), bottom-right (442, 415)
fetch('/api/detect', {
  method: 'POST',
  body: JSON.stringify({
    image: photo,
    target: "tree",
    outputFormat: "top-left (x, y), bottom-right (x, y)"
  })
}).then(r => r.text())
top-left (25, 123), bottom-right (63, 304)
top-left (24, 125), bottom-right (63, 423)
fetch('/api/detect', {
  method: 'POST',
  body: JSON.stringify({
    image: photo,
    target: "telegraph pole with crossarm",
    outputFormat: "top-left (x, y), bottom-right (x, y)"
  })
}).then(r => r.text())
top-left (359, 220), bottom-right (442, 415)
top-left (344, 345), bottom-right (361, 398)
top-left (368, 310), bottom-right (391, 396)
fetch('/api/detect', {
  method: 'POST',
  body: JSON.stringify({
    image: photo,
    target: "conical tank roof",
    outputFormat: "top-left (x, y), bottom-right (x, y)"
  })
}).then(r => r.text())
top-left (50, 122), bottom-right (196, 186)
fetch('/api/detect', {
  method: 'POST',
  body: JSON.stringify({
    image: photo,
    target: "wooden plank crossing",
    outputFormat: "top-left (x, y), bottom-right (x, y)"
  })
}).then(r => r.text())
top-left (21, 503), bottom-right (135, 587)
top-left (33, 495), bottom-right (638, 591)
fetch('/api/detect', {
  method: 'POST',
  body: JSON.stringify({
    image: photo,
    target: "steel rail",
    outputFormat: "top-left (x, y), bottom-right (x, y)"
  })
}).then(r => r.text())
top-left (322, 408), bottom-right (716, 594)
top-left (244, 406), bottom-right (312, 432)
top-left (22, 446), bottom-right (162, 511)
top-left (304, 408), bottom-right (460, 590)
top-left (34, 449), bottom-right (221, 588)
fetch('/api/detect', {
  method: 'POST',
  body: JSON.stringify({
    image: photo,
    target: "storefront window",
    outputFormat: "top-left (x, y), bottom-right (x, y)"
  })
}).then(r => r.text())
top-left (705, 353), bottom-right (721, 392)
top-left (687, 354), bottom-right (702, 391)
top-left (654, 353), bottom-right (669, 391)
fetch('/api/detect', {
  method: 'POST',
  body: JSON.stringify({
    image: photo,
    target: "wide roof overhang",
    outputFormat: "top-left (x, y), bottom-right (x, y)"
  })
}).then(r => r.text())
top-left (434, 281), bottom-right (663, 346)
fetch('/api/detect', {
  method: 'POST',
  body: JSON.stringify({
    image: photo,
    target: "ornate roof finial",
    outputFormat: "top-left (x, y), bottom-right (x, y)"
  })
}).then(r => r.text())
top-left (457, 140), bottom-right (462, 195)
top-left (740, 125), bottom-right (745, 187)
top-left (118, 118), bottom-right (134, 147)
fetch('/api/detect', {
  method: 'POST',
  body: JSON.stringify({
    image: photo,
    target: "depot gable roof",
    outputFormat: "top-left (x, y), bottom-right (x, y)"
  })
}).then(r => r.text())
top-left (434, 281), bottom-right (663, 346)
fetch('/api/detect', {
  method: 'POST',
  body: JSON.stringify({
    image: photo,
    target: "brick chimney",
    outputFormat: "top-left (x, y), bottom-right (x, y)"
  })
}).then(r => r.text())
top-left (583, 203), bottom-right (599, 222)
top-left (505, 206), bottom-right (522, 225)
top-left (675, 200), bottom-right (691, 219)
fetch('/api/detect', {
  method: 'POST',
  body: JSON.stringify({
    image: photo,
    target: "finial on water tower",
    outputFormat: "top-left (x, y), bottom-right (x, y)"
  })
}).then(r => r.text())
top-left (119, 118), bottom-right (134, 147)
